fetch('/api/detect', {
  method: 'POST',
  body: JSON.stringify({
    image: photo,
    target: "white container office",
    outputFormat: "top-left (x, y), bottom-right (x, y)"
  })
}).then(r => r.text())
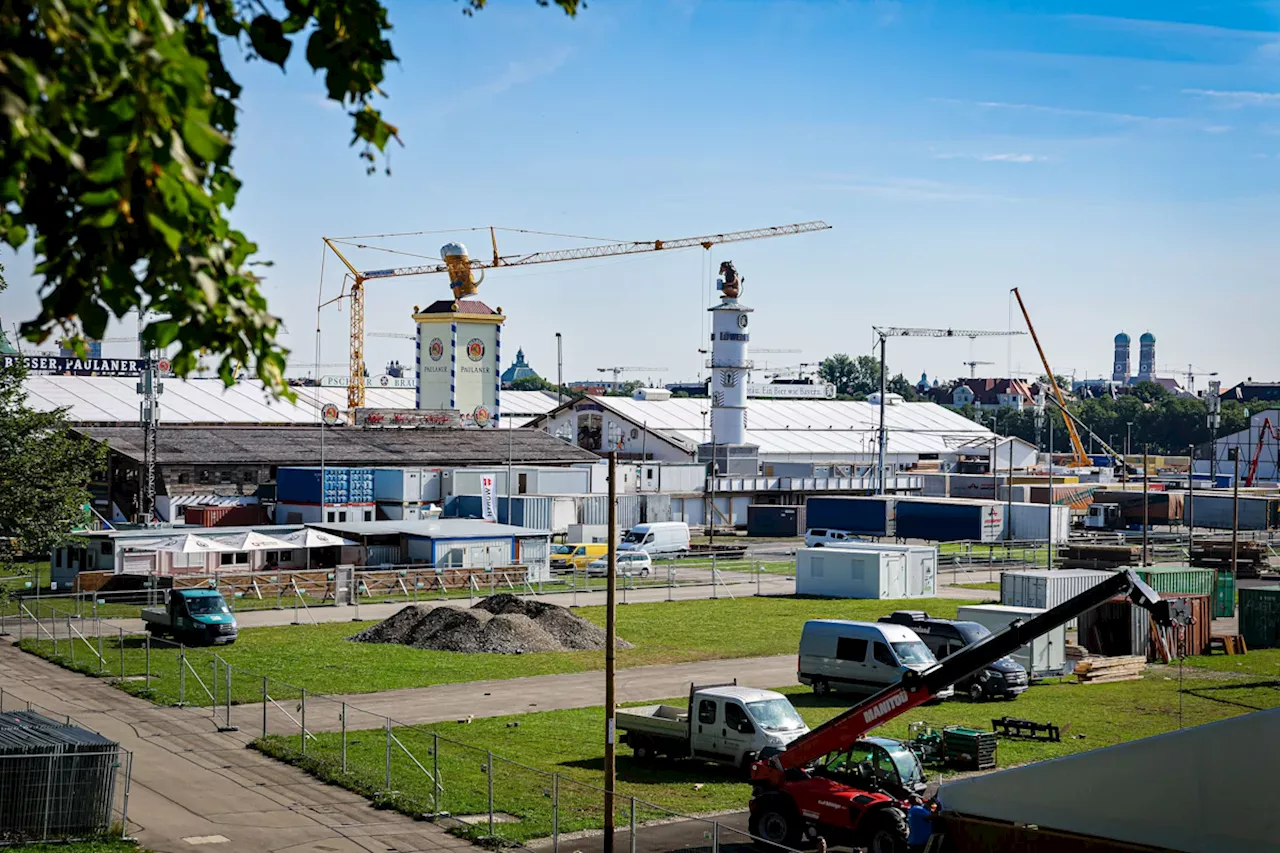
top-left (956, 603), bottom-right (1067, 678)
top-left (795, 546), bottom-right (936, 600)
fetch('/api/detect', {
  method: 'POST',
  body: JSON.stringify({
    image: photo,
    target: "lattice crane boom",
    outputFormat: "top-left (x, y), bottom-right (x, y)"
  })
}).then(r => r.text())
top-left (1010, 287), bottom-right (1090, 467)
top-left (323, 221), bottom-right (831, 409)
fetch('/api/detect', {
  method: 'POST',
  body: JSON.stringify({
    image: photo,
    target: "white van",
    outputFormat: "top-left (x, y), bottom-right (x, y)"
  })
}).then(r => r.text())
top-left (619, 522), bottom-right (690, 555)
top-left (797, 619), bottom-right (953, 699)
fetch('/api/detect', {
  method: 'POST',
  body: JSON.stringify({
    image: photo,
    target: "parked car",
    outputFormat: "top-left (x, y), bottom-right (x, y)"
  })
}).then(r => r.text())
top-left (619, 522), bottom-right (690, 555)
top-left (804, 528), bottom-right (862, 548)
top-left (587, 552), bottom-right (653, 577)
top-left (798, 619), bottom-right (954, 699)
top-left (550, 543), bottom-right (610, 573)
top-left (878, 611), bottom-right (1028, 701)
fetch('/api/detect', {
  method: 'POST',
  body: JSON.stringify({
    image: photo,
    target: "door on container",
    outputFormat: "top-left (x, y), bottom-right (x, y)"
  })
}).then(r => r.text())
top-left (907, 554), bottom-right (924, 597)
top-left (885, 555), bottom-right (906, 598)
top-left (406, 471), bottom-right (420, 502)
top-left (919, 553), bottom-right (936, 595)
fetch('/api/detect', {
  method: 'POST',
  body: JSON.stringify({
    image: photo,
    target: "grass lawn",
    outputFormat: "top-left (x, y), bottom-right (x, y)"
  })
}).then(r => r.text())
top-left (258, 656), bottom-right (1280, 843)
top-left (953, 582), bottom-right (1001, 592)
top-left (18, 595), bottom-right (980, 707)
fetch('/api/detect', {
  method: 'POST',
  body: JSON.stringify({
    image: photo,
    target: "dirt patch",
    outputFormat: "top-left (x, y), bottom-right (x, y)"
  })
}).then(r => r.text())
top-left (350, 594), bottom-right (633, 654)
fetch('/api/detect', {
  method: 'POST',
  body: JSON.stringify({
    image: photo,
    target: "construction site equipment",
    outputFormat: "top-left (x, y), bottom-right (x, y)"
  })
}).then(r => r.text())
top-left (747, 569), bottom-right (1171, 852)
top-left (322, 221), bottom-right (831, 409)
top-left (1244, 417), bottom-right (1280, 487)
top-left (963, 359), bottom-right (994, 378)
top-left (869, 326), bottom-right (1026, 494)
top-left (990, 716), bottom-right (1060, 742)
top-left (597, 366), bottom-right (668, 384)
top-left (1073, 654), bottom-right (1147, 684)
top-left (1010, 287), bottom-right (1090, 467)
top-left (1192, 540), bottom-right (1269, 579)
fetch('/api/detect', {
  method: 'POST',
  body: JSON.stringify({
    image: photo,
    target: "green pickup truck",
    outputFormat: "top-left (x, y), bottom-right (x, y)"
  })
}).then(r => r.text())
top-left (141, 589), bottom-right (239, 645)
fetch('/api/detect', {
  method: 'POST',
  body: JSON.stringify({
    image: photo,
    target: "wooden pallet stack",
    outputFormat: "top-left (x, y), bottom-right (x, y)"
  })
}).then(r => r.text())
top-left (1074, 655), bottom-right (1147, 684)
top-left (1060, 544), bottom-right (1141, 570)
top-left (1191, 541), bottom-right (1269, 580)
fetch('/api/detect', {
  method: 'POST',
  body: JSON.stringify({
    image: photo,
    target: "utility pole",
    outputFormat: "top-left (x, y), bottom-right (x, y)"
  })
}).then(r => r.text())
top-left (877, 335), bottom-right (887, 495)
top-left (1207, 380), bottom-right (1222, 487)
top-left (1124, 422), bottom-right (1133, 487)
top-left (1142, 444), bottom-right (1150, 566)
top-left (137, 349), bottom-right (162, 524)
top-left (1230, 448), bottom-right (1240, 582)
top-left (1006, 440), bottom-right (1014, 542)
top-left (603, 451), bottom-right (618, 853)
top-left (1187, 443), bottom-right (1195, 563)
top-left (556, 332), bottom-right (564, 407)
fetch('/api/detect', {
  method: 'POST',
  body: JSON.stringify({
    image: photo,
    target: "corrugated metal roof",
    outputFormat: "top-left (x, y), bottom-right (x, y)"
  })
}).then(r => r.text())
top-left (309, 519), bottom-right (548, 538)
top-left (22, 376), bottom-right (558, 424)
top-left (568, 397), bottom-right (999, 456)
top-left (74, 424), bottom-right (598, 466)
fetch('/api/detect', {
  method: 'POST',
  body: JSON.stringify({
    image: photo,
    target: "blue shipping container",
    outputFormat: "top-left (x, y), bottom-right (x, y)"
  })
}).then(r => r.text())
top-left (895, 499), bottom-right (1005, 543)
top-left (804, 497), bottom-right (895, 537)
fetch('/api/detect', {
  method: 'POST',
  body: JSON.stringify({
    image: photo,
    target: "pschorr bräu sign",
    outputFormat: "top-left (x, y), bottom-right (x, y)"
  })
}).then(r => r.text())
top-left (1, 354), bottom-right (147, 375)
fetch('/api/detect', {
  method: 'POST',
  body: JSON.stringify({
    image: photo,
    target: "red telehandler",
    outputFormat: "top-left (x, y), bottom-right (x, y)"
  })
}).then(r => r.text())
top-left (748, 569), bottom-right (1173, 853)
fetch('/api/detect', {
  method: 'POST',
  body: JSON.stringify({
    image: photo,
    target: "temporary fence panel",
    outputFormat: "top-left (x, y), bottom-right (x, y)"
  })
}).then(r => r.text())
top-left (1240, 585), bottom-right (1280, 649)
top-left (956, 604), bottom-right (1066, 677)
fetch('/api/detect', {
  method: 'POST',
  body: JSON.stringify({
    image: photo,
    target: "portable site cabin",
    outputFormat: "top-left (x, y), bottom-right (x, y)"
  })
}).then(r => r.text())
top-left (955, 603), bottom-right (1067, 678)
top-left (795, 545), bottom-right (937, 599)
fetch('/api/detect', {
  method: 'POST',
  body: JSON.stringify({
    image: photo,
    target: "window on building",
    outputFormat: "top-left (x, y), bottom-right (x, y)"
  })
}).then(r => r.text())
top-left (200, 470), bottom-right (210, 484)
top-left (364, 510), bottom-right (373, 522)
top-left (100, 542), bottom-right (111, 554)
top-left (243, 470), bottom-right (256, 484)
top-left (278, 550), bottom-right (293, 563)
top-left (235, 552), bottom-right (248, 565)
top-left (174, 552), bottom-right (203, 569)
top-left (327, 511), bottom-right (336, 522)
top-left (339, 511), bottom-right (348, 522)
top-left (518, 473), bottom-right (528, 494)
top-left (177, 473), bottom-right (189, 485)
top-left (836, 637), bottom-right (868, 662)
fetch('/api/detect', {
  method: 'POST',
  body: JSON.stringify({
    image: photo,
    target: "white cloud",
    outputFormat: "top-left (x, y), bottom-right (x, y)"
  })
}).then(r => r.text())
top-left (934, 152), bottom-right (1049, 163)
top-left (936, 97), bottom-right (1159, 124)
top-left (475, 47), bottom-right (574, 97)
top-left (1059, 15), bottom-right (1277, 42)
top-left (1183, 89), bottom-right (1280, 107)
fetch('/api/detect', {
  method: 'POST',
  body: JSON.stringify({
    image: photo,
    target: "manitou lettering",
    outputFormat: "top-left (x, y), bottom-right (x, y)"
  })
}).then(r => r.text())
top-left (860, 690), bottom-right (908, 725)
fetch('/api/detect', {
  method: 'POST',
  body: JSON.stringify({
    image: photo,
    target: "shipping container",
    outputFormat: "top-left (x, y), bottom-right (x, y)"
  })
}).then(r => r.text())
top-left (638, 463), bottom-right (706, 494)
top-left (1214, 571), bottom-right (1236, 619)
top-left (567, 524), bottom-right (613, 544)
top-left (182, 504), bottom-right (267, 527)
top-left (956, 603), bottom-right (1067, 678)
top-left (1184, 492), bottom-right (1279, 530)
top-left (1239, 585), bottom-right (1280, 649)
top-left (275, 502), bottom-right (324, 524)
top-left (1001, 569), bottom-right (1114, 610)
top-left (795, 546), bottom-right (934, 599)
top-left (747, 505), bottom-right (806, 537)
top-left (1007, 503), bottom-right (1070, 544)
top-left (1134, 566), bottom-right (1217, 598)
top-left (895, 498), bottom-right (1005, 543)
top-left (581, 494), bottom-right (610, 526)
top-left (374, 468), bottom-right (421, 502)
top-left (278, 466), bottom-right (353, 504)
top-left (804, 496), bottom-right (896, 537)
top-left (1078, 593), bottom-right (1211, 659)
top-left (822, 542), bottom-right (938, 595)
top-left (376, 502), bottom-right (440, 522)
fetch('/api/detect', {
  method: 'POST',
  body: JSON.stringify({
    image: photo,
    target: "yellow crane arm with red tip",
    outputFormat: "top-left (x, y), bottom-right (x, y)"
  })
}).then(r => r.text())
top-left (1010, 287), bottom-right (1091, 468)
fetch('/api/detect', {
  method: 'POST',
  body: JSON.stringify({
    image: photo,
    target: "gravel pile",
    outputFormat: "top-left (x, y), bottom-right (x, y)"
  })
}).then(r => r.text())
top-left (350, 594), bottom-right (632, 654)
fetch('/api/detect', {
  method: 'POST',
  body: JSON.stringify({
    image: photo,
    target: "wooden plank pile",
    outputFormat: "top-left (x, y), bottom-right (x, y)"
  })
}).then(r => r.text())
top-left (1191, 541), bottom-right (1269, 580)
top-left (1060, 544), bottom-right (1141, 570)
top-left (1074, 654), bottom-right (1147, 684)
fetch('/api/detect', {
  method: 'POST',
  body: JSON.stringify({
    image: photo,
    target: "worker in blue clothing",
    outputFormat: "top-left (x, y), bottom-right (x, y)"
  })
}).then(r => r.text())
top-left (907, 800), bottom-right (939, 851)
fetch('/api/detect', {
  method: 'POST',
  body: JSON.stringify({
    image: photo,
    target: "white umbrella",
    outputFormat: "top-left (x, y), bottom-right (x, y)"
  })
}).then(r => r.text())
top-left (143, 534), bottom-right (239, 553)
top-left (208, 530), bottom-right (297, 551)
top-left (272, 529), bottom-right (356, 549)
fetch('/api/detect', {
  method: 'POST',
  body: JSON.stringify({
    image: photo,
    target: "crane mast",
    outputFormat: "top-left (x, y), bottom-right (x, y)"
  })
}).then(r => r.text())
top-left (323, 221), bottom-right (831, 409)
top-left (1009, 288), bottom-right (1091, 467)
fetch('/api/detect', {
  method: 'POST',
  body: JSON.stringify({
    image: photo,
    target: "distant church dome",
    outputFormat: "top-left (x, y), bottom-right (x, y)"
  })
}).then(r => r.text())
top-left (1140, 332), bottom-right (1156, 344)
top-left (1114, 332), bottom-right (1130, 344)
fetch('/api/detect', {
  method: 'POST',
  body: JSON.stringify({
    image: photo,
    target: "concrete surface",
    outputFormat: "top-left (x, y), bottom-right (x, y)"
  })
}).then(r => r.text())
top-left (0, 641), bottom-right (481, 853)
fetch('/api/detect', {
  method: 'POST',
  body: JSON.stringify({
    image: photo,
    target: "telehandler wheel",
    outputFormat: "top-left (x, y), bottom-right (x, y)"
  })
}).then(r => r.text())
top-left (867, 807), bottom-right (908, 853)
top-left (749, 794), bottom-right (802, 851)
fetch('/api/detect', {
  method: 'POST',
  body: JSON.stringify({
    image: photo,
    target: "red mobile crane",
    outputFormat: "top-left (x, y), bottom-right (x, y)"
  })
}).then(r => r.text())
top-left (1244, 417), bottom-right (1280, 487)
top-left (748, 570), bottom-right (1173, 852)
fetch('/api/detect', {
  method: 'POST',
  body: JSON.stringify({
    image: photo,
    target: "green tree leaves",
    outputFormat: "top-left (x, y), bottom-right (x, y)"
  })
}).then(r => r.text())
top-left (0, 0), bottom-right (578, 398)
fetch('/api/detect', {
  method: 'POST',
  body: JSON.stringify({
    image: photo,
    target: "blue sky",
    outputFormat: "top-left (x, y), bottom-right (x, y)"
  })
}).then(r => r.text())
top-left (2, 1), bottom-right (1278, 390)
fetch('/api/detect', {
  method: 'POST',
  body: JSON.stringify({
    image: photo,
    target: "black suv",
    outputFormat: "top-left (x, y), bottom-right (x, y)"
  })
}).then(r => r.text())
top-left (878, 611), bottom-right (1028, 701)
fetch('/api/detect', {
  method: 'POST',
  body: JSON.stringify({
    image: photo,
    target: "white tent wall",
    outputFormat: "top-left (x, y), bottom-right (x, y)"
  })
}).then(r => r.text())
top-left (938, 707), bottom-right (1280, 853)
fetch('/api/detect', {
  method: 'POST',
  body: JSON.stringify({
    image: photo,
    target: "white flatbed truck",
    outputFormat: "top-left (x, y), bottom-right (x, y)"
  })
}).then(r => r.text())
top-left (617, 682), bottom-right (809, 771)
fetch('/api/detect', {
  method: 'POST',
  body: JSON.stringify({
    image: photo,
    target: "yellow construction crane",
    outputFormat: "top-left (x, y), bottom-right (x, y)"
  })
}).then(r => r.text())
top-left (322, 221), bottom-right (831, 409)
top-left (1010, 287), bottom-right (1090, 467)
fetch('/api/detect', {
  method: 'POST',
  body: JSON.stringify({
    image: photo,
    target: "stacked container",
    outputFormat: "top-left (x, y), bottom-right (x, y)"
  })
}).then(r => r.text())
top-left (1239, 586), bottom-right (1280, 649)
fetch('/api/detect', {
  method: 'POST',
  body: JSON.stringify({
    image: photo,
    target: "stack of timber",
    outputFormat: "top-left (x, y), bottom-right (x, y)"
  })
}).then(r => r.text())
top-left (1074, 654), bottom-right (1147, 684)
top-left (1060, 544), bottom-right (1141, 570)
top-left (1065, 643), bottom-right (1091, 665)
top-left (1191, 541), bottom-right (1269, 580)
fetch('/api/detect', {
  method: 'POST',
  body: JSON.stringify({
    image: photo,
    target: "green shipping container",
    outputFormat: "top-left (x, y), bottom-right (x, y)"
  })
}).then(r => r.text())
top-left (1134, 567), bottom-right (1217, 598)
top-left (1240, 586), bottom-right (1280, 650)
top-left (1214, 571), bottom-right (1236, 619)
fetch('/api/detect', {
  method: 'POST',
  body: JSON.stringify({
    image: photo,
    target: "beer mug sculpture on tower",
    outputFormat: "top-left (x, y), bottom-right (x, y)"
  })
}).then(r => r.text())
top-left (441, 242), bottom-right (484, 299)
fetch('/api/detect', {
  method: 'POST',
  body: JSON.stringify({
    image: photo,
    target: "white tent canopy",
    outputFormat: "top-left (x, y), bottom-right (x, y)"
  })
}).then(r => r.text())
top-left (132, 534), bottom-right (238, 554)
top-left (208, 531), bottom-right (297, 551)
top-left (274, 529), bottom-right (356, 549)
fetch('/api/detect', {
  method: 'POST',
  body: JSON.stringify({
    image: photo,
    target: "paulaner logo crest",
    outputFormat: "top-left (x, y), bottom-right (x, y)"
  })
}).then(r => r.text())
top-left (467, 339), bottom-right (485, 361)
top-left (429, 338), bottom-right (444, 361)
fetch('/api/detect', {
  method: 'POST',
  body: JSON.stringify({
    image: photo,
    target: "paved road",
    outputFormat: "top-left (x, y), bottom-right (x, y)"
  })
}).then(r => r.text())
top-left (228, 655), bottom-right (801, 735)
top-left (0, 642), bottom-right (479, 853)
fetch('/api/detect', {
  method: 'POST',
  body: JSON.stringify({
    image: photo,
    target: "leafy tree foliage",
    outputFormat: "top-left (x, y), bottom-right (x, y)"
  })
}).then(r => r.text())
top-left (818, 353), bottom-right (918, 400)
top-left (0, 268), bottom-right (105, 567)
top-left (0, 0), bottom-right (580, 396)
